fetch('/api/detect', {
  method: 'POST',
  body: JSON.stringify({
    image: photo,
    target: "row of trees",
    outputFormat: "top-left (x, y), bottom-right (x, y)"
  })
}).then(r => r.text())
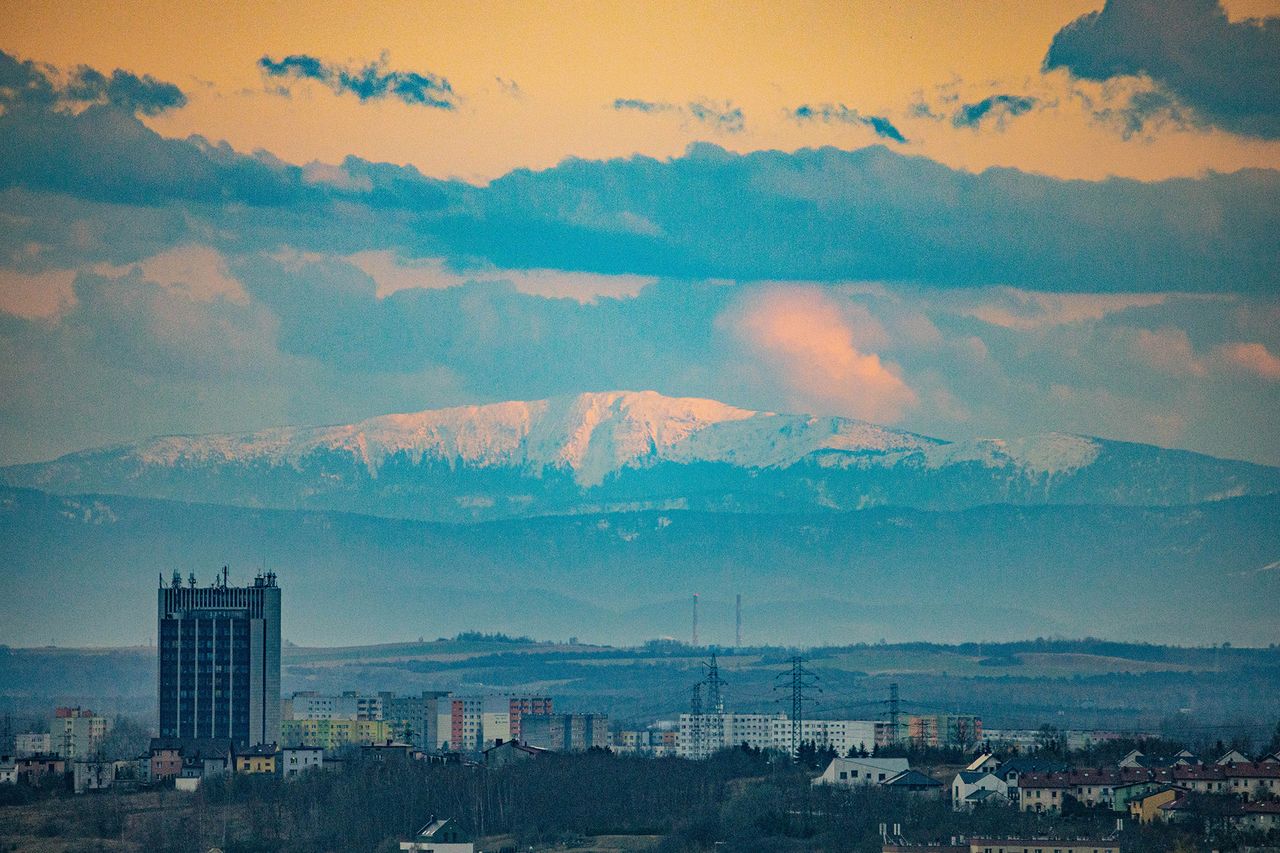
top-left (9, 744), bottom-right (1273, 853)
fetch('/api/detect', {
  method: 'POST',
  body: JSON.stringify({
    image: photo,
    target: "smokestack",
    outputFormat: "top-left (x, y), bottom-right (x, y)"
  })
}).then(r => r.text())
top-left (735, 593), bottom-right (742, 649)
top-left (692, 593), bottom-right (699, 647)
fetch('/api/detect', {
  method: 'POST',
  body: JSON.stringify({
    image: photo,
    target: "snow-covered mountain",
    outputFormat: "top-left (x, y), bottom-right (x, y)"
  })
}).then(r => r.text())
top-left (4, 390), bottom-right (1278, 522)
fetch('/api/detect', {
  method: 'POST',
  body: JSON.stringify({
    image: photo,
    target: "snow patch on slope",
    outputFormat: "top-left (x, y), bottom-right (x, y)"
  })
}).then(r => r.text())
top-left (922, 433), bottom-right (1101, 475)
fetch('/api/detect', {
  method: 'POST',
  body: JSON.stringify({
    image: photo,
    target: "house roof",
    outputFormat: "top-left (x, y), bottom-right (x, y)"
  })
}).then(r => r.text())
top-left (1223, 762), bottom-right (1280, 779)
top-left (149, 737), bottom-right (234, 759)
top-left (996, 757), bottom-right (1067, 779)
top-left (958, 770), bottom-right (997, 784)
top-left (1017, 772), bottom-right (1070, 789)
top-left (966, 753), bottom-right (1000, 771)
top-left (965, 787), bottom-right (1002, 801)
top-left (884, 769), bottom-right (942, 788)
top-left (415, 817), bottom-right (452, 838)
top-left (482, 741), bottom-right (546, 756)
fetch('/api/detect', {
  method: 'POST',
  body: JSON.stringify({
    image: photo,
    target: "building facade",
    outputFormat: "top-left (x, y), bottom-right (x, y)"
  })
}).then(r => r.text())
top-left (435, 695), bottom-right (552, 751)
top-left (49, 707), bottom-right (110, 760)
top-left (157, 570), bottom-right (281, 749)
top-left (14, 732), bottom-right (51, 758)
top-left (520, 713), bottom-right (609, 751)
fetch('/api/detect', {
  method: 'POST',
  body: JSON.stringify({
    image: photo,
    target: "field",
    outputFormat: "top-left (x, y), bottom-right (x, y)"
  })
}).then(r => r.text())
top-left (3, 637), bottom-right (1278, 736)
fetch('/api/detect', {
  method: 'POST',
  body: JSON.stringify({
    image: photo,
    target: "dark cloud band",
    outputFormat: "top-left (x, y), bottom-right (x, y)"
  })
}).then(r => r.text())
top-left (259, 53), bottom-right (457, 109)
top-left (790, 104), bottom-right (906, 143)
top-left (1045, 0), bottom-right (1280, 139)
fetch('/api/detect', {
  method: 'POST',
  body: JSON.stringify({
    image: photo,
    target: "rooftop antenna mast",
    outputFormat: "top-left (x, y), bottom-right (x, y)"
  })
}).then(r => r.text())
top-left (735, 593), bottom-right (742, 649)
top-left (691, 594), bottom-right (699, 648)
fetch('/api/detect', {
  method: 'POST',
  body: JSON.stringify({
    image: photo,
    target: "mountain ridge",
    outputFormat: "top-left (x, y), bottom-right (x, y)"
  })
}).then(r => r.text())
top-left (4, 390), bottom-right (1277, 522)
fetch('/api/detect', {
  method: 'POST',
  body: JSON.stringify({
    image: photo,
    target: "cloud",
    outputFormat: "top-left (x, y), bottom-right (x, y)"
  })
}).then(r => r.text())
top-left (721, 287), bottom-right (916, 423)
top-left (952, 94), bottom-right (1039, 129)
top-left (1045, 0), bottom-right (1280, 139)
top-left (345, 250), bottom-right (656, 303)
top-left (954, 288), bottom-right (1177, 330)
top-left (2, 84), bottom-right (1278, 296)
top-left (790, 103), bottom-right (907, 143)
top-left (612, 98), bottom-right (675, 114)
top-left (613, 98), bottom-right (744, 133)
top-left (1218, 341), bottom-right (1280, 380)
top-left (0, 50), bottom-right (186, 116)
top-left (1127, 327), bottom-right (1207, 377)
top-left (259, 53), bottom-right (458, 109)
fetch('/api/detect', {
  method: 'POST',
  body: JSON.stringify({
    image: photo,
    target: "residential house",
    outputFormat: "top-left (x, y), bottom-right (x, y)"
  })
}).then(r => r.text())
top-left (400, 816), bottom-right (473, 853)
top-left (149, 738), bottom-right (233, 782)
top-left (14, 754), bottom-right (65, 786)
top-left (280, 746), bottom-right (323, 778)
top-left (1215, 749), bottom-right (1251, 765)
top-left (883, 769), bottom-right (944, 796)
top-left (73, 759), bottom-right (120, 794)
top-left (0, 758), bottom-right (16, 785)
top-left (995, 757), bottom-right (1068, 788)
top-left (815, 757), bottom-right (911, 787)
top-left (1238, 801), bottom-right (1280, 832)
top-left (1118, 748), bottom-right (1198, 769)
top-left (1015, 772), bottom-right (1070, 813)
top-left (968, 840), bottom-right (1119, 853)
top-left (483, 740), bottom-right (546, 767)
top-left (235, 744), bottom-right (278, 774)
top-left (1222, 761), bottom-right (1280, 800)
top-left (953, 769), bottom-right (1010, 809)
top-left (966, 753), bottom-right (1002, 774)
top-left (361, 741), bottom-right (416, 763)
top-left (1128, 786), bottom-right (1180, 823)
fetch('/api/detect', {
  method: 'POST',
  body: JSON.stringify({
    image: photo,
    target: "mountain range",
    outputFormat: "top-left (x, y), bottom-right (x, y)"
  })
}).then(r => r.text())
top-left (4, 391), bottom-right (1278, 523)
top-left (3, 390), bottom-right (1278, 647)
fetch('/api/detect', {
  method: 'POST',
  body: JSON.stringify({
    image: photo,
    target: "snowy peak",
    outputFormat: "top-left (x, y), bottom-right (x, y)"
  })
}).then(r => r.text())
top-left (119, 391), bottom-right (933, 486)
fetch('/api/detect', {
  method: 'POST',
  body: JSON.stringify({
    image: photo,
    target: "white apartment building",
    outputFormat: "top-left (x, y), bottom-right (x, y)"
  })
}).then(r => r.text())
top-left (677, 713), bottom-right (785, 759)
top-left (15, 733), bottom-right (51, 757)
top-left (49, 709), bottom-right (110, 760)
top-left (288, 691), bottom-right (383, 721)
top-left (677, 713), bottom-right (881, 759)
top-left (769, 718), bottom-right (878, 757)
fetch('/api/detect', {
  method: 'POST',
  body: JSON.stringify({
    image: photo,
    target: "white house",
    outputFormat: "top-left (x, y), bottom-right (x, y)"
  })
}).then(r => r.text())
top-left (952, 769), bottom-right (1009, 809)
top-left (400, 817), bottom-right (473, 853)
top-left (280, 746), bottom-right (323, 778)
top-left (814, 757), bottom-right (909, 786)
top-left (1216, 749), bottom-right (1251, 765)
top-left (0, 759), bottom-right (16, 785)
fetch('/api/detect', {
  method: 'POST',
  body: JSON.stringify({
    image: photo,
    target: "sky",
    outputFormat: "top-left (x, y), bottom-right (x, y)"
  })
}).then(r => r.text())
top-left (1, 0), bottom-right (1279, 466)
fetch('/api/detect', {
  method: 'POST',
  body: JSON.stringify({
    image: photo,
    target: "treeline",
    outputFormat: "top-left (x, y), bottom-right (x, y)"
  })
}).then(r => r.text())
top-left (3, 747), bottom-right (1252, 853)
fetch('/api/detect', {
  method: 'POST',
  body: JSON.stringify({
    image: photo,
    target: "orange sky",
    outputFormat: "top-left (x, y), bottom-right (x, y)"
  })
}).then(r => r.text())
top-left (3, 0), bottom-right (1280, 181)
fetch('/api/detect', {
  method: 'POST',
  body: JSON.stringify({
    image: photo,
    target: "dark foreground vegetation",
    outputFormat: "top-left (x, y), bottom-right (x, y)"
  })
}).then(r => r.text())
top-left (3, 747), bottom-right (1276, 853)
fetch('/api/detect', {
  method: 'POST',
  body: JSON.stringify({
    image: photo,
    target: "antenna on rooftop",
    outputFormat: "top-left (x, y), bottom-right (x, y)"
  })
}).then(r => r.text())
top-left (735, 593), bottom-right (742, 649)
top-left (691, 593), bottom-right (699, 647)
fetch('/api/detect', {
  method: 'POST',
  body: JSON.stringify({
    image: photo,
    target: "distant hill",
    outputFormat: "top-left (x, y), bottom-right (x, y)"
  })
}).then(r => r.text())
top-left (2, 485), bottom-right (1277, 648)
top-left (3, 391), bottom-right (1277, 523)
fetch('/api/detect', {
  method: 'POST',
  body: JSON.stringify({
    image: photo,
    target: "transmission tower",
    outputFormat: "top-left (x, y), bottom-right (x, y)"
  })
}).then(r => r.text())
top-left (702, 653), bottom-right (726, 757)
top-left (689, 683), bottom-right (703, 759)
top-left (775, 655), bottom-right (820, 759)
top-left (886, 682), bottom-right (901, 746)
